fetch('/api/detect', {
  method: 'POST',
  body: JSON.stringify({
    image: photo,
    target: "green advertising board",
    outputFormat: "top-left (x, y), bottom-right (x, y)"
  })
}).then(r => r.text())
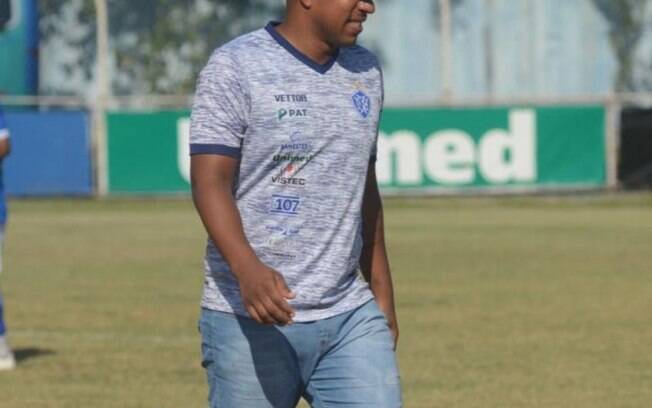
top-left (107, 111), bottom-right (191, 194)
top-left (106, 106), bottom-right (606, 195)
top-left (378, 106), bottom-right (605, 191)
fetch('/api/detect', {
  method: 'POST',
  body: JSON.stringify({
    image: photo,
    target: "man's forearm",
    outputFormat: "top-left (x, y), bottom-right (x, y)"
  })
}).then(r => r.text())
top-left (191, 176), bottom-right (259, 276)
top-left (361, 191), bottom-right (399, 347)
top-left (0, 138), bottom-right (11, 159)
top-left (360, 176), bottom-right (396, 303)
top-left (361, 207), bottom-right (396, 308)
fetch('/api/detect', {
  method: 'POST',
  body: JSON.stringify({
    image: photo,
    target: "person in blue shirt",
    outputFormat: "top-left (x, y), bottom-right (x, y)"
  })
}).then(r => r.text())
top-left (0, 104), bottom-right (13, 370)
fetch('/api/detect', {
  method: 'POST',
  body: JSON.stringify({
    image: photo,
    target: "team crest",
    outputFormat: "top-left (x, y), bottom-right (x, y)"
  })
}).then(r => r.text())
top-left (352, 91), bottom-right (371, 119)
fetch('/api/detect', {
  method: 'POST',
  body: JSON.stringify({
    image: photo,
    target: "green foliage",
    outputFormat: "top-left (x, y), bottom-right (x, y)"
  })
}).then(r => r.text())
top-left (592, 0), bottom-right (649, 91)
top-left (0, 0), bottom-right (11, 32)
top-left (39, 0), bottom-right (284, 95)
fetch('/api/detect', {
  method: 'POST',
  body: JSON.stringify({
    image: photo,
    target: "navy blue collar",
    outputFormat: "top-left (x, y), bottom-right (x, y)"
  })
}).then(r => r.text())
top-left (265, 22), bottom-right (339, 75)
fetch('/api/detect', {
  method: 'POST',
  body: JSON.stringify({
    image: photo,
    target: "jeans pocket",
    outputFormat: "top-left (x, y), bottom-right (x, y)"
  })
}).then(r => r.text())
top-left (368, 299), bottom-right (391, 328)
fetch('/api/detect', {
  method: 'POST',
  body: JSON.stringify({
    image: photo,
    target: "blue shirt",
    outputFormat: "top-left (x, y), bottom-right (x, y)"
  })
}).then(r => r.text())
top-left (190, 23), bottom-right (384, 322)
top-left (0, 106), bottom-right (8, 225)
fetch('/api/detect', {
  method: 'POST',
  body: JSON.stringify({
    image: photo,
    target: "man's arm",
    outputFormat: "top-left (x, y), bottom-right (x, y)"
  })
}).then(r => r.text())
top-left (191, 154), bottom-right (295, 326)
top-left (0, 137), bottom-right (10, 159)
top-left (360, 163), bottom-right (399, 348)
top-left (0, 119), bottom-right (10, 158)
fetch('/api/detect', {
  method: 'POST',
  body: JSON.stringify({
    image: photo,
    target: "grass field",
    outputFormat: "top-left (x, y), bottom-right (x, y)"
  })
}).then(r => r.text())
top-left (0, 194), bottom-right (651, 407)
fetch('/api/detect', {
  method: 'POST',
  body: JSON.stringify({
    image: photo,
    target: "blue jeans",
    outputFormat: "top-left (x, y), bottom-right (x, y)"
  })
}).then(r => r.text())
top-left (199, 299), bottom-right (402, 408)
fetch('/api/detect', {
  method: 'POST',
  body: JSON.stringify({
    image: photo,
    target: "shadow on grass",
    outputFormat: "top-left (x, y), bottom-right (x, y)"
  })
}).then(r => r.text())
top-left (14, 347), bottom-right (56, 364)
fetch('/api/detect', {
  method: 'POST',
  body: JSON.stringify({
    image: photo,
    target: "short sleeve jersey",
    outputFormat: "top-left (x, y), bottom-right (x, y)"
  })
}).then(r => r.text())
top-left (190, 22), bottom-right (383, 322)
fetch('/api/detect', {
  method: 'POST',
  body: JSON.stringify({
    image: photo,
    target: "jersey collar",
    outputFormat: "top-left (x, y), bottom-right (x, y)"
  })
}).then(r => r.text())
top-left (265, 22), bottom-right (339, 75)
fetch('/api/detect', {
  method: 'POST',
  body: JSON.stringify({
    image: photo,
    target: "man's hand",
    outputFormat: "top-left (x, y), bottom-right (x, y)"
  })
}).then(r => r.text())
top-left (235, 260), bottom-right (296, 326)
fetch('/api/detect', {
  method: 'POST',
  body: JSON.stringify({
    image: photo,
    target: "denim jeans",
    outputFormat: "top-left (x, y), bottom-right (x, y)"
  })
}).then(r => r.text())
top-left (199, 299), bottom-right (402, 408)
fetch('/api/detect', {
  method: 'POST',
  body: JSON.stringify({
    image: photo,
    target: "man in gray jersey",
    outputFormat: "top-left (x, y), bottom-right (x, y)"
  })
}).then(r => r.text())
top-left (190, 1), bottom-right (401, 406)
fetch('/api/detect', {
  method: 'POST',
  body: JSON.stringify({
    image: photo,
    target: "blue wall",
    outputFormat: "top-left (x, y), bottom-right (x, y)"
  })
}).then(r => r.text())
top-left (3, 111), bottom-right (92, 196)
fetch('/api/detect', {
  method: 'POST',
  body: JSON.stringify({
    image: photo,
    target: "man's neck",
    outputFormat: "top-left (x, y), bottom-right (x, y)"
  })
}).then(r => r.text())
top-left (274, 20), bottom-right (338, 65)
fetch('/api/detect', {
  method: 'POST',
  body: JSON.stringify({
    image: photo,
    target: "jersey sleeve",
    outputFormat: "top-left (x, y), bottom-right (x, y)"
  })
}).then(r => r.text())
top-left (370, 65), bottom-right (384, 163)
top-left (0, 107), bottom-right (9, 140)
top-left (189, 51), bottom-right (250, 158)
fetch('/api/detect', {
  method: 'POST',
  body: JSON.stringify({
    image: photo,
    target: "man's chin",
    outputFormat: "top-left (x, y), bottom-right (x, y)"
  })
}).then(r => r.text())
top-left (338, 36), bottom-right (358, 47)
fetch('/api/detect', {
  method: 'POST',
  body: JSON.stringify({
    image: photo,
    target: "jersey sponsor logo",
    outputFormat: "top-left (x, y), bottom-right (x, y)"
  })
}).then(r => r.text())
top-left (280, 131), bottom-right (312, 152)
top-left (270, 194), bottom-right (302, 215)
top-left (270, 132), bottom-right (313, 185)
top-left (273, 162), bottom-right (305, 183)
top-left (275, 94), bottom-right (309, 122)
top-left (272, 153), bottom-right (314, 163)
top-left (281, 163), bottom-right (297, 176)
top-left (352, 90), bottom-right (371, 119)
top-left (262, 225), bottom-right (301, 260)
top-left (265, 225), bottom-right (301, 237)
top-left (280, 142), bottom-right (311, 151)
top-left (262, 249), bottom-right (297, 261)
top-left (278, 108), bottom-right (308, 121)
top-left (271, 176), bottom-right (306, 186)
top-left (271, 163), bottom-right (307, 186)
top-left (274, 94), bottom-right (308, 103)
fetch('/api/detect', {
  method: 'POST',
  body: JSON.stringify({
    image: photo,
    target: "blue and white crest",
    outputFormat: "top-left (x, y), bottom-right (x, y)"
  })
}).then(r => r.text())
top-left (352, 91), bottom-right (371, 119)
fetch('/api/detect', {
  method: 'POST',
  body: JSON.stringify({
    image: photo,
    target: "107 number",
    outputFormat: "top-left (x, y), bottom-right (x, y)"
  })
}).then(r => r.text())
top-left (271, 196), bottom-right (301, 215)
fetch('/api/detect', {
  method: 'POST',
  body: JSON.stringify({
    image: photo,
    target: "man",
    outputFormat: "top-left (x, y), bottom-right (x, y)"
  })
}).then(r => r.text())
top-left (190, 1), bottom-right (401, 406)
top-left (0, 104), bottom-right (13, 371)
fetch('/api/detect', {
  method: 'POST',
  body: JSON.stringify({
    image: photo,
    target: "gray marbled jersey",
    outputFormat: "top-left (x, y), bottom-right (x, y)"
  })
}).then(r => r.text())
top-left (190, 22), bottom-right (382, 322)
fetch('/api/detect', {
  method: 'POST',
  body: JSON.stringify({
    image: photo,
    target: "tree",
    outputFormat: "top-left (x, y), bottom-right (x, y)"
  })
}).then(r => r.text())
top-left (39, 0), bottom-right (284, 95)
top-left (0, 0), bottom-right (11, 32)
top-left (592, 0), bottom-right (649, 92)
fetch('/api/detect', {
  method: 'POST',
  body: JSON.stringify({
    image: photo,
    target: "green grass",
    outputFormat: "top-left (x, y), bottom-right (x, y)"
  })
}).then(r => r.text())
top-left (0, 194), bottom-right (651, 407)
